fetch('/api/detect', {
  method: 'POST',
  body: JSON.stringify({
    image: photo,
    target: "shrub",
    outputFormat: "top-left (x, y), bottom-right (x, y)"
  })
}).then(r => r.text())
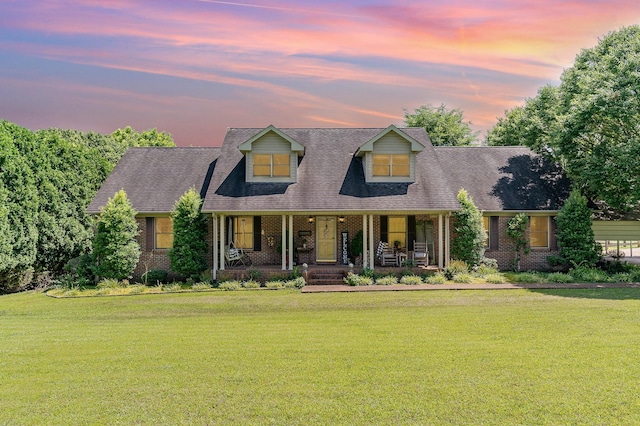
top-left (484, 273), bottom-right (506, 284)
top-left (142, 269), bottom-right (168, 285)
top-left (344, 272), bottom-right (373, 286)
top-left (570, 266), bottom-right (611, 283)
top-left (242, 280), bottom-right (261, 289)
top-left (284, 277), bottom-right (306, 289)
top-left (452, 273), bottom-right (474, 283)
top-left (218, 281), bottom-right (241, 291)
top-left (400, 275), bottom-right (423, 285)
top-left (246, 268), bottom-right (263, 282)
top-left (480, 257), bottom-right (499, 270)
top-left (545, 273), bottom-right (573, 283)
top-left (128, 284), bottom-right (147, 294)
top-left (169, 189), bottom-right (208, 280)
top-left (443, 260), bottom-right (468, 280)
top-left (451, 189), bottom-right (486, 267)
top-left (93, 190), bottom-right (141, 280)
top-left (191, 282), bottom-right (211, 291)
top-left (506, 213), bottom-right (529, 271)
top-left (375, 275), bottom-right (398, 286)
top-left (611, 273), bottom-right (633, 283)
top-left (266, 281), bottom-right (284, 289)
top-left (555, 190), bottom-right (600, 268)
top-left (97, 278), bottom-right (124, 289)
top-left (474, 264), bottom-right (499, 277)
top-left (426, 273), bottom-right (447, 284)
top-left (162, 283), bottom-right (183, 292)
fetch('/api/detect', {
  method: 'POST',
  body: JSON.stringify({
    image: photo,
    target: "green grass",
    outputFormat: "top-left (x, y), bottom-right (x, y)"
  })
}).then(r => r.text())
top-left (2, 289), bottom-right (640, 424)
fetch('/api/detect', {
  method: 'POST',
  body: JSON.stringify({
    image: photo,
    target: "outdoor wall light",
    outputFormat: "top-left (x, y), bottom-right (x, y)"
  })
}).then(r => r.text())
top-left (308, 216), bottom-right (314, 223)
top-left (338, 216), bottom-right (345, 223)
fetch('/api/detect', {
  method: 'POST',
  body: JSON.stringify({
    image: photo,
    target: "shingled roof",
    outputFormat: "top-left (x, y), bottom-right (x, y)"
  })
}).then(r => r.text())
top-left (86, 147), bottom-right (220, 214)
top-left (201, 127), bottom-right (461, 213)
top-left (434, 146), bottom-right (571, 211)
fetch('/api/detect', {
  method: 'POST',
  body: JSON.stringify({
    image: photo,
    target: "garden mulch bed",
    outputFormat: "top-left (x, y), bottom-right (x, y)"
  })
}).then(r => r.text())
top-left (301, 282), bottom-right (640, 293)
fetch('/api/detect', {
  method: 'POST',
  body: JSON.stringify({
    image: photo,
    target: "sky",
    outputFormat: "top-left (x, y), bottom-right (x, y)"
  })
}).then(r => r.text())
top-left (1, 1), bottom-right (639, 147)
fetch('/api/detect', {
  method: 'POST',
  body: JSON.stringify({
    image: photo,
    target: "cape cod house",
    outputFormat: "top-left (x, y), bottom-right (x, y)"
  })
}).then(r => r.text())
top-left (87, 125), bottom-right (571, 279)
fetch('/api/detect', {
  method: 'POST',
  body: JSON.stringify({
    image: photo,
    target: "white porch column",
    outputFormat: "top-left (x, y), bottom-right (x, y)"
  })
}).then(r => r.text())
top-left (212, 214), bottom-right (218, 280)
top-left (368, 214), bottom-right (375, 269)
top-left (219, 214), bottom-right (225, 270)
top-left (362, 215), bottom-right (368, 268)
top-left (281, 215), bottom-right (287, 270)
top-left (445, 213), bottom-right (451, 267)
top-left (438, 214), bottom-right (444, 269)
top-left (288, 214), bottom-right (294, 270)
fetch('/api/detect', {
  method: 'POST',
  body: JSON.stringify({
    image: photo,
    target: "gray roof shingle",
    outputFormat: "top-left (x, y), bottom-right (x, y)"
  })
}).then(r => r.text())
top-left (201, 127), bottom-right (460, 213)
top-left (87, 147), bottom-right (220, 214)
top-left (434, 146), bottom-right (571, 211)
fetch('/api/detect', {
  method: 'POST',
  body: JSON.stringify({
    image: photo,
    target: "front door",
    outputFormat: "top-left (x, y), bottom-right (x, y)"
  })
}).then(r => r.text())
top-left (316, 216), bottom-right (337, 263)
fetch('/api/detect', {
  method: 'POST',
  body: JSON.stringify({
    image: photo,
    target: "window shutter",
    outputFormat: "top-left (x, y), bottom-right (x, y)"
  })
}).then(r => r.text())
top-left (146, 217), bottom-right (154, 251)
top-left (380, 215), bottom-right (388, 243)
top-left (253, 216), bottom-right (262, 251)
top-left (407, 215), bottom-right (416, 250)
top-left (490, 216), bottom-right (499, 251)
top-left (550, 216), bottom-right (558, 250)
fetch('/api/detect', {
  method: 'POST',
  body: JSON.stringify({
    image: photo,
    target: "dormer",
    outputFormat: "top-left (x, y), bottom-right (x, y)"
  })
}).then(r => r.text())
top-left (238, 125), bottom-right (305, 183)
top-left (355, 125), bottom-right (425, 183)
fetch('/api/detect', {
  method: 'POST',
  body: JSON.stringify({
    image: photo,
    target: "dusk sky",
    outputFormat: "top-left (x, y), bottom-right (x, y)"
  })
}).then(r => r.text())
top-left (1, 1), bottom-right (639, 147)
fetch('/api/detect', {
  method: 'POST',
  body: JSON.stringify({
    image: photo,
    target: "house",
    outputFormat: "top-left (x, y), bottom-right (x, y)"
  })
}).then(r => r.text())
top-left (87, 125), bottom-right (571, 278)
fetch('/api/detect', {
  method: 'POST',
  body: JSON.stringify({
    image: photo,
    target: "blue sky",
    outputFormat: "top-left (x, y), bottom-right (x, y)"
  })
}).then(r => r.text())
top-left (1, 0), bottom-right (638, 146)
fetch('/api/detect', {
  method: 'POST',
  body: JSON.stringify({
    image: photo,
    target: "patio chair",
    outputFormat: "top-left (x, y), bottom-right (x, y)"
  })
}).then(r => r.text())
top-left (225, 244), bottom-right (246, 268)
top-left (381, 244), bottom-right (399, 266)
top-left (412, 240), bottom-right (429, 266)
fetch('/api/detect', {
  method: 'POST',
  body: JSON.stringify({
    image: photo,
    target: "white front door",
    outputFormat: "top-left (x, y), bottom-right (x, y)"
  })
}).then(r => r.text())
top-left (316, 216), bottom-right (337, 263)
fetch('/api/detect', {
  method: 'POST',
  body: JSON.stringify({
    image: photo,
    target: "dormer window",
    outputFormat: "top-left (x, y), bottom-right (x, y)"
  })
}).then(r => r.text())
top-left (373, 154), bottom-right (410, 177)
top-left (238, 125), bottom-right (305, 183)
top-left (254, 153), bottom-right (290, 177)
top-left (355, 125), bottom-right (425, 183)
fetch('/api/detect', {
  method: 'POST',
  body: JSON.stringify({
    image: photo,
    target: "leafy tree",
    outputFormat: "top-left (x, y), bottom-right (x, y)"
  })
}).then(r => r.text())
top-left (93, 190), bottom-right (141, 280)
top-left (506, 213), bottom-right (529, 271)
top-left (404, 103), bottom-right (478, 146)
top-left (451, 189), bottom-right (486, 267)
top-left (555, 190), bottom-right (600, 267)
top-left (0, 122), bottom-right (38, 290)
top-left (169, 188), bottom-right (208, 279)
top-left (487, 26), bottom-right (640, 214)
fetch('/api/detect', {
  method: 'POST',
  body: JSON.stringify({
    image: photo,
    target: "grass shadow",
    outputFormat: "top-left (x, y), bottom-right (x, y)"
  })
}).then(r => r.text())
top-left (529, 287), bottom-right (640, 300)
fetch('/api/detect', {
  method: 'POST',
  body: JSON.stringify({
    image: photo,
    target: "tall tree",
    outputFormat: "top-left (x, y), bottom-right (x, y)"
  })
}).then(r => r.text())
top-left (93, 190), bottom-right (141, 280)
top-left (451, 189), bottom-right (486, 267)
top-left (487, 25), bottom-right (640, 214)
top-left (404, 103), bottom-right (478, 146)
top-left (555, 190), bottom-right (600, 268)
top-left (169, 189), bottom-right (208, 280)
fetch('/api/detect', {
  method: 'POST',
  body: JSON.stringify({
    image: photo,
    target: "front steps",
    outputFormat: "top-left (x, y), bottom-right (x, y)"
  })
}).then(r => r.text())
top-left (306, 269), bottom-right (347, 286)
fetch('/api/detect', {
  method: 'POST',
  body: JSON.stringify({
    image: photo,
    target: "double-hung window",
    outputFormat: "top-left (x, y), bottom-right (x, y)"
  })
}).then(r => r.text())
top-left (155, 217), bottom-right (173, 249)
top-left (388, 216), bottom-right (407, 248)
top-left (530, 216), bottom-right (549, 248)
top-left (233, 216), bottom-right (254, 250)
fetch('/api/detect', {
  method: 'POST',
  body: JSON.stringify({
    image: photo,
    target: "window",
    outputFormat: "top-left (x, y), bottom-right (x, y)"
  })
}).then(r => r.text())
top-left (234, 216), bottom-right (254, 250)
top-left (155, 217), bottom-right (173, 249)
top-left (373, 154), bottom-right (410, 177)
top-left (253, 154), bottom-right (290, 177)
top-left (388, 216), bottom-right (407, 248)
top-left (530, 216), bottom-right (549, 248)
top-left (483, 216), bottom-right (490, 248)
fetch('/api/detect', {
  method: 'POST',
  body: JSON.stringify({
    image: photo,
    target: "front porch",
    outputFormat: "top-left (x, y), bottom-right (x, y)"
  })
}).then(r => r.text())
top-left (211, 213), bottom-right (453, 281)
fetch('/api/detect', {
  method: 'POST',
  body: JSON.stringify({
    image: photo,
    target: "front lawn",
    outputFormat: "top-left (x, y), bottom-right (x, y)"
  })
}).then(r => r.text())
top-left (2, 289), bottom-right (640, 424)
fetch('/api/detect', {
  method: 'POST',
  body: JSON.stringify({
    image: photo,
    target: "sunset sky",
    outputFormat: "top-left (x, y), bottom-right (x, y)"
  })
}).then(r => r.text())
top-left (1, 1), bottom-right (638, 146)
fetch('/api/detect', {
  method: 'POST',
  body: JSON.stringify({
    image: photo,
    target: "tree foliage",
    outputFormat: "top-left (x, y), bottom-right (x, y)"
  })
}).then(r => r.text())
top-left (169, 189), bottom-right (208, 279)
top-left (93, 190), bottom-right (141, 280)
top-left (555, 190), bottom-right (600, 268)
top-left (0, 120), bottom-right (174, 290)
top-left (487, 26), bottom-right (640, 214)
top-left (451, 189), bottom-right (486, 267)
top-left (404, 103), bottom-right (478, 146)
